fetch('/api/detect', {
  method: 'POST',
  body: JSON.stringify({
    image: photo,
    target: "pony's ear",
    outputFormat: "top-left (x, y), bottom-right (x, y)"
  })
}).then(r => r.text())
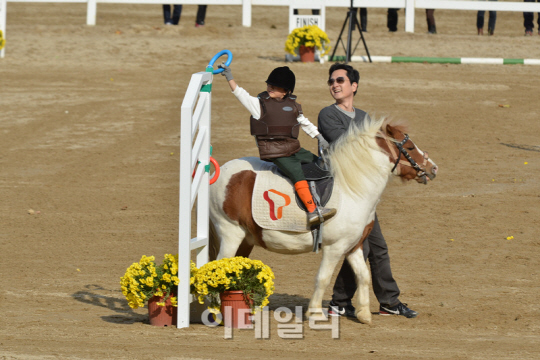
top-left (385, 124), bottom-right (395, 138)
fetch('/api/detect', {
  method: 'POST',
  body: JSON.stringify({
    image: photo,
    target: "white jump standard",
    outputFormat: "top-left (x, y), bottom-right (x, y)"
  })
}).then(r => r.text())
top-left (177, 49), bottom-right (232, 328)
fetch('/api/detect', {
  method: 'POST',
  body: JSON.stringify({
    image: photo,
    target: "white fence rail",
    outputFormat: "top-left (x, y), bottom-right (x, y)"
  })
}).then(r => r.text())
top-left (3, 0), bottom-right (540, 56)
top-left (178, 70), bottom-right (212, 328)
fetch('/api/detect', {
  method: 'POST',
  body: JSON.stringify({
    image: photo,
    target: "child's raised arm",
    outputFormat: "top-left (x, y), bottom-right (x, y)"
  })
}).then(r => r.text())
top-left (217, 63), bottom-right (261, 119)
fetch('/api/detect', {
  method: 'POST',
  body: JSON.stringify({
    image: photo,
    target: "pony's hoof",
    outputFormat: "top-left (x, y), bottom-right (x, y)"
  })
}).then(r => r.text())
top-left (357, 316), bottom-right (372, 325)
top-left (305, 308), bottom-right (326, 321)
top-left (356, 308), bottom-right (372, 324)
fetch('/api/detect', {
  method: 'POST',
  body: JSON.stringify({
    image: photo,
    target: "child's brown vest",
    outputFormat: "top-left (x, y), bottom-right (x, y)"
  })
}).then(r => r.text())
top-left (250, 92), bottom-right (302, 160)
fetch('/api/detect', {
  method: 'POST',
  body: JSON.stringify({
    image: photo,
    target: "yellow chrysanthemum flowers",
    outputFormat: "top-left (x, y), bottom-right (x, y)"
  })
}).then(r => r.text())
top-left (190, 256), bottom-right (275, 314)
top-left (121, 254), bottom-right (275, 314)
top-left (0, 30), bottom-right (5, 51)
top-left (285, 25), bottom-right (331, 56)
top-left (120, 254), bottom-right (194, 309)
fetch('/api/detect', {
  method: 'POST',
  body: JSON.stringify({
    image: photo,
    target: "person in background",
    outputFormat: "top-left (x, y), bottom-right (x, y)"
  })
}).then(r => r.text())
top-left (387, 8), bottom-right (399, 32)
top-left (195, 5), bottom-right (207, 27)
top-left (426, 9), bottom-right (437, 34)
top-left (359, 8), bottom-right (367, 32)
top-left (293, 9), bottom-right (320, 15)
top-left (523, 0), bottom-right (540, 36)
top-left (477, 0), bottom-right (497, 35)
top-left (162, 5), bottom-right (207, 27)
top-left (352, 8), bottom-right (368, 32)
top-left (162, 4), bottom-right (182, 25)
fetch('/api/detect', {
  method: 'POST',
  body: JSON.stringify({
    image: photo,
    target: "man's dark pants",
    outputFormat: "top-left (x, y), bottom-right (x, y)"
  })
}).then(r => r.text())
top-left (331, 214), bottom-right (401, 308)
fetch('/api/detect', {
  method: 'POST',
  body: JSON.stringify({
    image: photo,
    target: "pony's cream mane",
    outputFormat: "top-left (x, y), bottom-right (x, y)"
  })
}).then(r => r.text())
top-left (327, 115), bottom-right (393, 197)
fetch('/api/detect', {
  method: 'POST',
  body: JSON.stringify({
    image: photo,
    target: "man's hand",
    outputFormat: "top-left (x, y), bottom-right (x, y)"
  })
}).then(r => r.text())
top-left (218, 62), bottom-right (234, 81)
top-left (317, 134), bottom-right (330, 150)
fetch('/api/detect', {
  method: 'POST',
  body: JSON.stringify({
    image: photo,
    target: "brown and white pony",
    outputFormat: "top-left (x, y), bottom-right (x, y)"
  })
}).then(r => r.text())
top-left (208, 116), bottom-right (438, 324)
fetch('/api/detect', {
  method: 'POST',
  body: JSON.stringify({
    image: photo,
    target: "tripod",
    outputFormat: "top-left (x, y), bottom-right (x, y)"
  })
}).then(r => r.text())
top-left (329, 1), bottom-right (371, 63)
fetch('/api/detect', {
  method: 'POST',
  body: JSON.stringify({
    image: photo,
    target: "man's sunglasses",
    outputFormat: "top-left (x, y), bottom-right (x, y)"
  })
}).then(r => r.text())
top-left (327, 77), bottom-right (348, 86)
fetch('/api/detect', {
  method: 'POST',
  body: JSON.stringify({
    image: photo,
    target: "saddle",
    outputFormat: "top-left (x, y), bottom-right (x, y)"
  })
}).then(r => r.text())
top-left (252, 158), bottom-right (339, 235)
top-left (294, 160), bottom-right (334, 211)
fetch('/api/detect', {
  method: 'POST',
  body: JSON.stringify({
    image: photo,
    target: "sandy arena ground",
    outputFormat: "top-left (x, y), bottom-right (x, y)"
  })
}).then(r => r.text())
top-left (1, 3), bottom-right (540, 359)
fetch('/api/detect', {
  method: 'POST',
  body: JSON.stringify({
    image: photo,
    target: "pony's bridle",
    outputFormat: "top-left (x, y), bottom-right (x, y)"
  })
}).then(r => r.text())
top-left (378, 133), bottom-right (430, 180)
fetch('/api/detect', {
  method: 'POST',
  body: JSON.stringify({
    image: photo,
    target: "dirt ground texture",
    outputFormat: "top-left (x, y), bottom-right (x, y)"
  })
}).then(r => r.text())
top-left (1, 3), bottom-right (540, 359)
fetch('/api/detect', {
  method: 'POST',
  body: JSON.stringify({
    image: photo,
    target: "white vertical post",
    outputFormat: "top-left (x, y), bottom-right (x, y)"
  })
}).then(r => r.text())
top-left (242, 0), bottom-right (251, 27)
top-left (405, 0), bottom-right (415, 33)
top-left (178, 77), bottom-right (195, 329)
top-left (87, 0), bottom-right (96, 26)
top-left (178, 70), bottom-right (213, 329)
top-left (0, 0), bottom-right (6, 58)
top-left (321, 3), bottom-right (326, 32)
top-left (195, 86), bottom-right (210, 268)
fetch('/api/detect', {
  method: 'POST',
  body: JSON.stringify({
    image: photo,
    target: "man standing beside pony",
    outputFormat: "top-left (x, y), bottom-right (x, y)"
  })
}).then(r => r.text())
top-left (318, 63), bottom-right (418, 319)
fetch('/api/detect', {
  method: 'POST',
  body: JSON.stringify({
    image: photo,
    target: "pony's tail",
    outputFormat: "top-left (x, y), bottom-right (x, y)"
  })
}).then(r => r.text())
top-left (208, 219), bottom-right (220, 261)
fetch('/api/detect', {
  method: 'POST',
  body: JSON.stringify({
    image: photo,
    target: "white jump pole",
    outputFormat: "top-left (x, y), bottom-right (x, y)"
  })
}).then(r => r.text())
top-left (329, 55), bottom-right (540, 65)
top-left (177, 50), bottom-right (232, 329)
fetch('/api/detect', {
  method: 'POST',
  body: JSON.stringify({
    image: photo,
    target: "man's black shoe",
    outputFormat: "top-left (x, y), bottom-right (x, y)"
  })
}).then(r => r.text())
top-left (327, 300), bottom-right (356, 318)
top-left (379, 302), bottom-right (418, 318)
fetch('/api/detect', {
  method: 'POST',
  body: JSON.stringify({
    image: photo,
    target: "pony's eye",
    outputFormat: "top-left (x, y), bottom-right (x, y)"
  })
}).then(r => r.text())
top-left (407, 147), bottom-right (415, 151)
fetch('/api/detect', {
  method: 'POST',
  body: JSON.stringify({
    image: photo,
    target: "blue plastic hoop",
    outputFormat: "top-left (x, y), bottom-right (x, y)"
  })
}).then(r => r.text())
top-left (207, 50), bottom-right (233, 74)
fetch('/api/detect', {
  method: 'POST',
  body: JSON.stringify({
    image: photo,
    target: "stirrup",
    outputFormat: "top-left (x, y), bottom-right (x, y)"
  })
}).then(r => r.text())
top-left (308, 207), bottom-right (336, 226)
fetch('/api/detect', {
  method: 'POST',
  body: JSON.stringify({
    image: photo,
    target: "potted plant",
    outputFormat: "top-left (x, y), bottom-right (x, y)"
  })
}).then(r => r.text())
top-left (120, 254), bottom-right (195, 326)
top-left (285, 25), bottom-right (331, 62)
top-left (191, 256), bottom-right (275, 328)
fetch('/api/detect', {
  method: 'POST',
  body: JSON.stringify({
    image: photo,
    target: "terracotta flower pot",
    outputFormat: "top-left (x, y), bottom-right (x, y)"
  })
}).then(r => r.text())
top-left (220, 290), bottom-right (253, 329)
top-left (148, 295), bottom-right (177, 327)
top-left (299, 45), bottom-right (315, 63)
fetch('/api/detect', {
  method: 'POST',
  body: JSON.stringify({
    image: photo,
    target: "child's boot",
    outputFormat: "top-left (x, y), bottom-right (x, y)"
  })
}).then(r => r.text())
top-left (295, 180), bottom-right (336, 226)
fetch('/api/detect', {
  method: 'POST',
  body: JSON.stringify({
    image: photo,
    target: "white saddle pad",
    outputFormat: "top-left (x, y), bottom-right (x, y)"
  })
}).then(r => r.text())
top-left (252, 162), bottom-right (340, 232)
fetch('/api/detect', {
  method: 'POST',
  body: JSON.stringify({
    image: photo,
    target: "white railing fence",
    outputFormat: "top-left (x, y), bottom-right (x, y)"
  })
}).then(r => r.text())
top-left (178, 69), bottom-right (212, 328)
top-left (3, 1), bottom-right (540, 57)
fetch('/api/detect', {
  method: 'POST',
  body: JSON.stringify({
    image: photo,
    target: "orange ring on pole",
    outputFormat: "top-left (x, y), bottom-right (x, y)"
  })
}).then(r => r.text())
top-left (192, 157), bottom-right (220, 185)
top-left (209, 157), bottom-right (220, 185)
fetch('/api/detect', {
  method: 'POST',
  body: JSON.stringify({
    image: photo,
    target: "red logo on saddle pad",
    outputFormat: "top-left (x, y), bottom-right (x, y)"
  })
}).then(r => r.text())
top-left (263, 190), bottom-right (291, 220)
